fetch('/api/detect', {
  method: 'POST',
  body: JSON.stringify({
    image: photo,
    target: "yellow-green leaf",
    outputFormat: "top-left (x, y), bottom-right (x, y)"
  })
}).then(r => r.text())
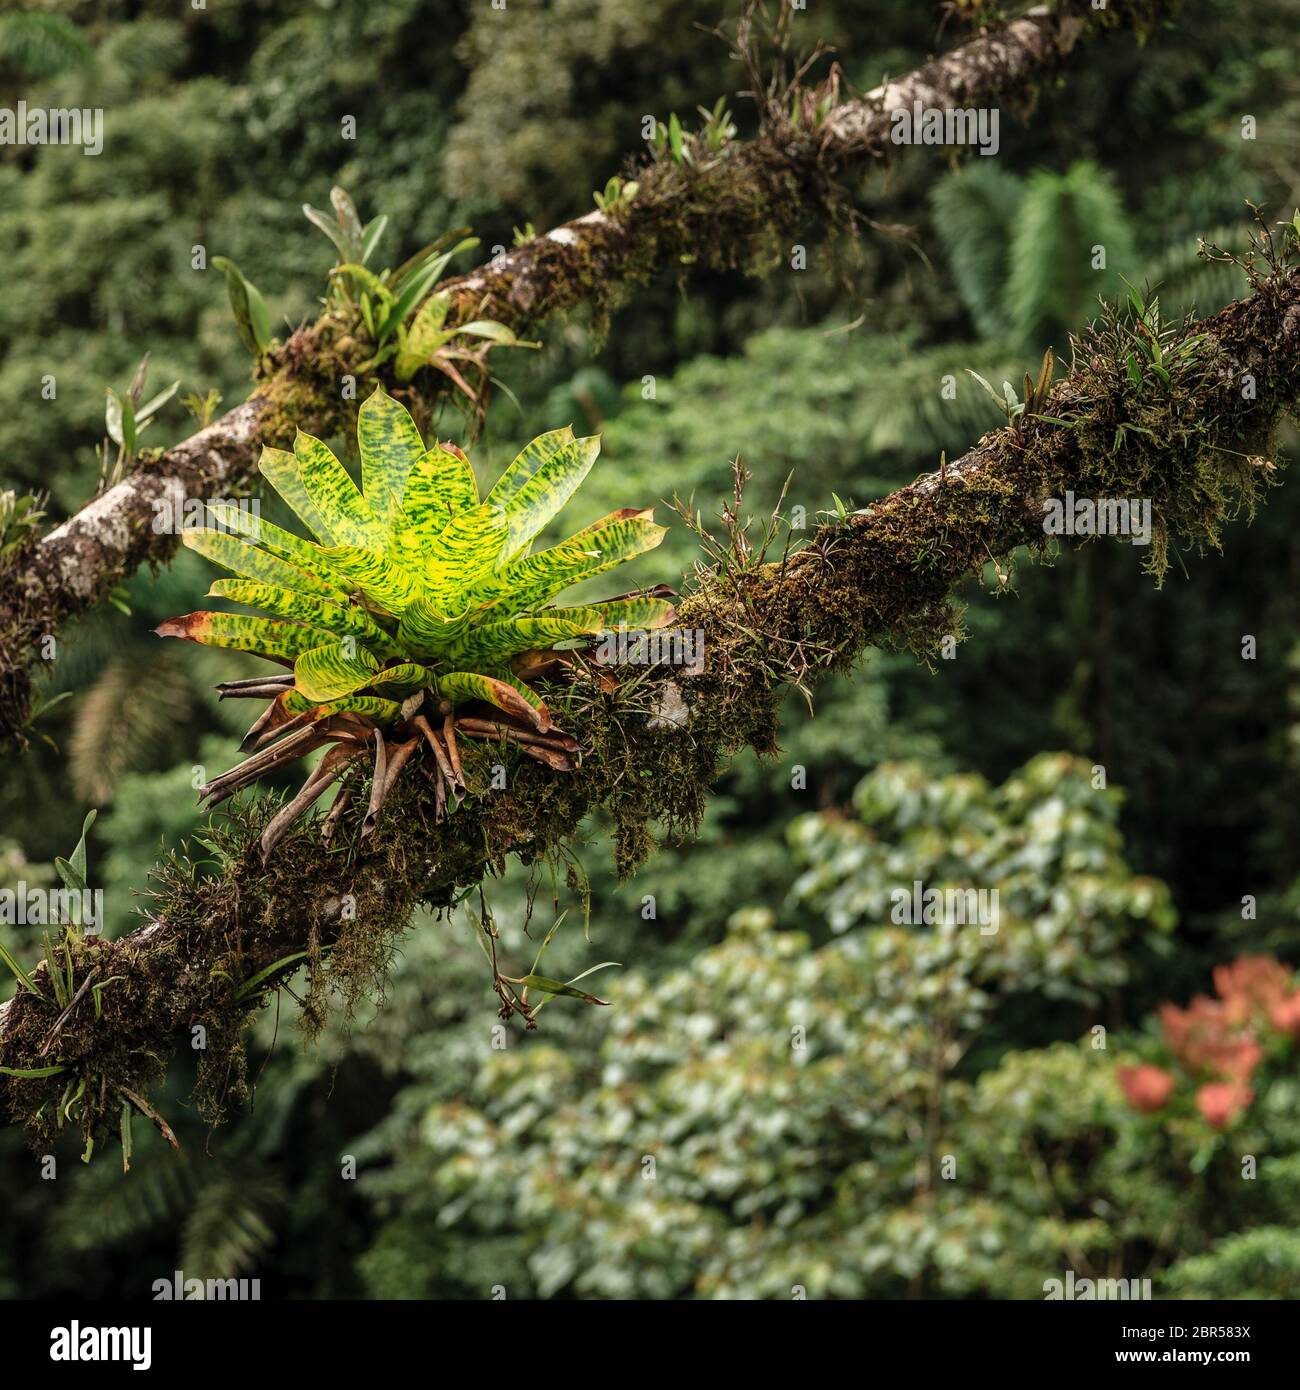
top-left (396, 597), bottom-right (479, 660)
top-left (485, 427), bottom-right (575, 511)
top-left (181, 527), bottom-right (347, 601)
top-left (203, 503), bottom-right (348, 592)
top-left (436, 670), bottom-right (550, 730)
top-left (475, 510), bottom-right (667, 612)
top-left (258, 446), bottom-right (338, 544)
top-left (402, 442), bottom-right (479, 539)
top-left (566, 596), bottom-right (678, 630)
top-left (316, 544), bottom-right (421, 615)
top-left (394, 290), bottom-right (453, 381)
top-left (282, 691), bottom-right (403, 722)
top-left (358, 385), bottom-right (424, 525)
top-left (499, 435), bottom-right (600, 556)
top-left (156, 612), bottom-right (338, 660)
top-left (294, 644), bottom-right (428, 702)
top-left (450, 608), bottom-right (605, 667)
top-left (421, 504), bottom-right (508, 611)
top-left (294, 430), bottom-right (388, 549)
top-left (207, 579), bottom-right (401, 658)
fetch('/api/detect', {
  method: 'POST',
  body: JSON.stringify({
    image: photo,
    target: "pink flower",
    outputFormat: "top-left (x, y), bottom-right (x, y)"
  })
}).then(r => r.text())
top-left (1195, 1081), bottom-right (1252, 1129)
top-left (1117, 1064), bottom-right (1175, 1113)
top-left (1270, 992), bottom-right (1300, 1038)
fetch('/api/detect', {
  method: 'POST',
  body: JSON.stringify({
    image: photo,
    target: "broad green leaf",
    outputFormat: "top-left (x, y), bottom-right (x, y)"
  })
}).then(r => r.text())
top-left (361, 214), bottom-right (388, 265)
top-left (211, 255), bottom-right (272, 356)
top-left (258, 446), bottom-right (338, 544)
top-left (396, 597), bottom-right (478, 660)
top-left (383, 237), bottom-right (477, 342)
top-left (357, 385), bottom-right (424, 524)
top-left (181, 527), bottom-right (348, 601)
top-left (302, 202), bottom-right (352, 262)
top-left (203, 502), bottom-right (347, 591)
top-left (294, 644), bottom-right (427, 702)
top-left (454, 319), bottom-right (538, 347)
top-left (421, 504), bottom-right (508, 611)
top-left (498, 435), bottom-right (600, 556)
top-left (156, 612), bottom-right (340, 661)
top-left (475, 510), bottom-right (667, 612)
top-left (282, 690), bottom-right (403, 722)
top-left (292, 643), bottom-right (379, 701)
top-left (316, 544), bottom-right (421, 615)
top-left (330, 185), bottom-right (363, 249)
top-left (68, 809), bottom-right (96, 887)
top-left (137, 379), bottom-right (180, 423)
top-left (207, 579), bottom-right (401, 657)
top-left (104, 389), bottom-right (125, 448)
top-left (395, 291), bottom-right (453, 381)
top-left (450, 609), bottom-right (605, 667)
top-left (565, 596), bottom-right (678, 630)
top-left (389, 227), bottom-right (474, 296)
top-left (294, 431), bottom-right (388, 549)
top-left (436, 671), bottom-right (550, 730)
top-left (514, 971), bottom-right (612, 1006)
top-left (485, 427), bottom-right (575, 511)
top-left (401, 442), bottom-right (479, 538)
top-left (0, 1064), bottom-right (67, 1078)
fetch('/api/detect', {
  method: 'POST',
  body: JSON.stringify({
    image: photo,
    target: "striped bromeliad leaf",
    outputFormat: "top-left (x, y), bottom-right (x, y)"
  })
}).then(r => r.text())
top-left (282, 691), bottom-right (404, 722)
top-left (181, 526), bottom-right (349, 601)
top-left (402, 442), bottom-right (478, 538)
top-left (471, 511), bottom-right (668, 613)
top-left (202, 502), bottom-right (343, 582)
top-left (293, 643), bottom-right (429, 703)
top-left (495, 433), bottom-right (600, 557)
top-left (357, 384), bottom-right (422, 525)
top-left (448, 608), bottom-right (607, 668)
top-left (558, 596), bottom-right (678, 631)
top-left (258, 445), bottom-right (338, 544)
top-left (155, 612), bottom-right (340, 661)
top-left (159, 383), bottom-right (671, 849)
top-left (435, 671), bottom-right (551, 731)
top-left (294, 430), bottom-right (389, 549)
top-left (484, 426), bottom-right (575, 512)
top-left (206, 580), bottom-right (402, 658)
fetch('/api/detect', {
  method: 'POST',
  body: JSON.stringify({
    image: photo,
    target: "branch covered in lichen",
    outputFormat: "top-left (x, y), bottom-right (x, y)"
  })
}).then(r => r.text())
top-left (2, 232), bottom-right (1295, 1152)
top-left (0, 0), bottom-right (1176, 741)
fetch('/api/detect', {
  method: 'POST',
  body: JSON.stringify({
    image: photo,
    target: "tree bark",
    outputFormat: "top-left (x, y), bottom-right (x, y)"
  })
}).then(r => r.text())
top-left (3, 251), bottom-right (1294, 1142)
top-left (0, 0), bottom-right (1171, 740)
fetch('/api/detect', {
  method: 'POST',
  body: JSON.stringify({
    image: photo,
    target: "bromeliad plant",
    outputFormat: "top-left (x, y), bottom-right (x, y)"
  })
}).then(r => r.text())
top-left (156, 386), bottom-right (675, 859)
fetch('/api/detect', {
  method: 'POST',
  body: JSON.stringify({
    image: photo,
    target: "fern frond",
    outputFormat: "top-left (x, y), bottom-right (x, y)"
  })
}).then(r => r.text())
top-left (929, 163), bottom-right (1024, 339)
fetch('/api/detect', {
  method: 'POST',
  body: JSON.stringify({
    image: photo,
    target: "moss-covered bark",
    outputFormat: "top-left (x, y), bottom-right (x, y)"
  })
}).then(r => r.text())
top-left (0, 0), bottom-right (1176, 741)
top-left (2, 245), bottom-right (1294, 1153)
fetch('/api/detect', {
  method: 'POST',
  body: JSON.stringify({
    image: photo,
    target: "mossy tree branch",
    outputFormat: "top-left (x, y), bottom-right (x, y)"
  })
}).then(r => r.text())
top-left (2, 238), bottom-right (1295, 1149)
top-left (0, 0), bottom-right (1174, 740)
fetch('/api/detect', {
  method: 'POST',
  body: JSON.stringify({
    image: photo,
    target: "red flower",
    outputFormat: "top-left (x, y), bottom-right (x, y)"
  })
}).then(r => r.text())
top-left (1214, 956), bottom-right (1291, 1025)
top-left (1195, 1081), bottom-right (1253, 1129)
top-left (1270, 992), bottom-right (1300, 1038)
top-left (1118, 1064), bottom-right (1175, 1113)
